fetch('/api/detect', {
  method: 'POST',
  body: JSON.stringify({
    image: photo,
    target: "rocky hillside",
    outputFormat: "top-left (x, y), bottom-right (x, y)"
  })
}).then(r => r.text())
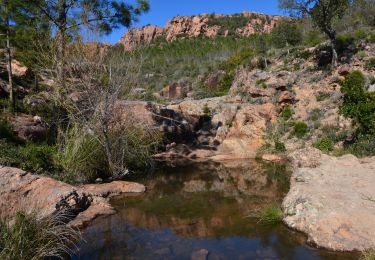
top-left (119, 12), bottom-right (287, 51)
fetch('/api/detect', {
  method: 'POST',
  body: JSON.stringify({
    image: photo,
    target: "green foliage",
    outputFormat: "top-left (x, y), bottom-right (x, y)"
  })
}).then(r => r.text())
top-left (256, 204), bottom-right (283, 225)
top-left (280, 105), bottom-right (293, 120)
top-left (58, 128), bottom-right (111, 183)
top-left (293, 122), bottom-right (309, 138)
top-left (275, 140), bottom-right (286, 153)
top-left (339, 134), bottom-right (375, 157)
top-left (0, 117), bottom-right (22, 144)
top-left (215, 72), bottom-right (235, 96)
top-left (370, 76), bottom-right (375, 85)
top-left (271, 20), bottom-right (303, 48)
top-left (365, 58), bottom-right (375, 69)
top-left (0, 141), bottom-right (58, 175)
top-left (207, 14), bottom-right (250, 36)
top-left (340, 71), bottom-right (375, 134)
top-left (58, 125), bottom-right (161, 183)
top-left (313, 137), bottom-right (334, 152)
top-left (203, 104), bottom-right (211, 115)
top-left (336, 34), bottom-right (355, 56)
top-left (303, 28), bottom-right (326, 47)
top-left (0, 212), bottom-right (80, 260)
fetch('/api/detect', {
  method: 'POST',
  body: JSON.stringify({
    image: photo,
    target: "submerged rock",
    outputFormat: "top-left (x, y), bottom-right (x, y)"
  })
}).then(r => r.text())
top-left (283, 151), bottom-right (375, 251)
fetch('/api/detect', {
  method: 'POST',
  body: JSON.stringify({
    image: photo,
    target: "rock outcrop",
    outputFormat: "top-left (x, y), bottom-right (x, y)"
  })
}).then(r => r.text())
top-left (283, 149), bottom-right (375, 251)
top-left (119, 12), bottom-right (288, 51)
top-left (0, 166), bottom-right (145, 228)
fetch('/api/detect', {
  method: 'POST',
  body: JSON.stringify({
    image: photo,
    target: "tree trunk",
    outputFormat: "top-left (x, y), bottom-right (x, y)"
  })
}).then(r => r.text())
top-left (5, 14), bottom-right (15, 111)
top-left (56, 0), bottom-right (67, 87)
top-left (330, 37), bottom-right (338, 68)
top-left (327, 29), bottom-right (338, 68)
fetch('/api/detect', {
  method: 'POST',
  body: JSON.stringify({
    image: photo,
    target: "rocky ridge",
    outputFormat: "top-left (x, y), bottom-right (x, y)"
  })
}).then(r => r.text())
top-left (119, 12), bottom-right (286, 51)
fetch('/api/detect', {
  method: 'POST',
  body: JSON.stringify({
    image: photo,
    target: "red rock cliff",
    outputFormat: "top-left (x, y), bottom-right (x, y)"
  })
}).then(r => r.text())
top-left (119, 12), bottom-right (288, 51)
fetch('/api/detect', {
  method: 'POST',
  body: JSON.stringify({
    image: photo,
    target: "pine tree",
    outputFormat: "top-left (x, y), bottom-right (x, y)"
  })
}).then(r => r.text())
top-left (27, 0), bottom-right (149, 85)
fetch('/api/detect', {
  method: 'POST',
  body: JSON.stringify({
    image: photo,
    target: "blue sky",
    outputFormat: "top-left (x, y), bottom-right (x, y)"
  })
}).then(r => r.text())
top-left (101, 0), bottom-right (283, 43)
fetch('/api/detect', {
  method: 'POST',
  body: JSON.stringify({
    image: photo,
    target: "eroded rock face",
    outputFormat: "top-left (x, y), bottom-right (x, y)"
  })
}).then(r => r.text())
top-left (283, 151), bottom-right (375, 251)
top-left (119, 13), bottom-right (288, 51)
top-left (0, 166), bottom-right (145, 228)
top-left (119, 25), bottom-right (164, 51)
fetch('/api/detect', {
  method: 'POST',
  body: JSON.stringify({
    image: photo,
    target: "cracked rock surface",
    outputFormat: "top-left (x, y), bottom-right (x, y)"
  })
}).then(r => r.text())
top-left (0, 166), bottom-right (145, 228)
top-left (283, 148), bottom-right (375, 251)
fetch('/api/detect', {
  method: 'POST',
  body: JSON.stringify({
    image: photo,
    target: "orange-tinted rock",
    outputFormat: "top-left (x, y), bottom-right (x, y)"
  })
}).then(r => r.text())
top-left (119, 25), bottom-right (164, 51)
top-left (10, 114), bottom-right (49, 142)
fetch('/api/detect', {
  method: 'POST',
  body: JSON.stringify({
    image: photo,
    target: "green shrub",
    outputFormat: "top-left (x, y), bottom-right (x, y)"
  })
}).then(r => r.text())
top-left (340, 71), bottom-right (375, 135)
top-left (271, 20), bottom-right (303, 48)
top-left (59, 125), bottom-right (161, 183)
top-left (203, 104), bottom-right (211, 115)
top-left (225, 119), bottom-right (233, 127)
top-left (280, 105), bottom-right (293, 120)
top-left (321, 125), bottom-right (348, 143)
top-left (370, 76), bottom-right (375, 85)
top-left (343, 134), bottom-right (375, 157)
top-left (58, 128), bottom-right (110, 183)
top-left (355, 29), bottom-right (368, 40)
top-left (366, 58), bottom-right (375, 69)
top-left (275, 140), bottom-right (286, 153)
top-left (314, 137), bottom-right (334, 152)
top-left (303, 29), bottom-right (325, 47)
top-left (215, 72), bottom-right (235, 96)
top-left (256, 204), bottom-right (283, 225)
top-left (0, 141), bottom-right (58, 175)
top-left (0, 212), bottom-right (80, 260)
top-left (293, 122), bottom-right (308, 138)
top-left (0, 118), bottom-right (22, 144)
top-left (336, 34), bottom-right (355, 56)
top-left (369, 33), bottom-right (375, 43)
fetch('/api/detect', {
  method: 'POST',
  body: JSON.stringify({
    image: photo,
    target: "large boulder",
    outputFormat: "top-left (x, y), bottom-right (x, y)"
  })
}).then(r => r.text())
top-left (0, 166), bottom-right (145, 227)
top-left (283, 152), bottom-right (375, 251)
top-left (10, 114), bottom-right (49, 142)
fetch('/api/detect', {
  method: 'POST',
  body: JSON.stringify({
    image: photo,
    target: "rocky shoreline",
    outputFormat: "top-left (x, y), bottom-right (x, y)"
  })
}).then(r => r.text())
top-left (0, 166), bottom-right (145, 228)
top-left (283, 148), bottom-right (375, 251)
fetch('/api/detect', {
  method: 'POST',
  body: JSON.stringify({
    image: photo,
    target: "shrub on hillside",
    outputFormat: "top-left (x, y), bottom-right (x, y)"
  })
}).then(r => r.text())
top-left (365, 58), bottom-right (375, 69)
top-left (313, 137), bottom-right (334, 152)
top-left (271, 20), bottom-right (303, 48)
top-left (340, 71), bottom-right (375, 135)
top-left (293, 122), bottom-right (309, 138)
top-left (280, 105), bottom-right (293, 120)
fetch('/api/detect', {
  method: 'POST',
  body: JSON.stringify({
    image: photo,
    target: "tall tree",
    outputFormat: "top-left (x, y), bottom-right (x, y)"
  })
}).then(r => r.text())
top-left (0, 0), bottom-right (15, 110)
top-left (279, 0), bottom-right (349, 67)
top-left (28, 0), bottom-right (149, 85)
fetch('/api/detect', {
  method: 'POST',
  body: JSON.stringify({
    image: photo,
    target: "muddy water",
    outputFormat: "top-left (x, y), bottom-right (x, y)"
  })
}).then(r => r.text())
top-left (73, 160), bottom-right (359, 260)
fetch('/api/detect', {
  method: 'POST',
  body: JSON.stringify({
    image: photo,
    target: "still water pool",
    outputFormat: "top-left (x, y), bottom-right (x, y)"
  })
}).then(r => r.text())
top-left (73, 160), bottom-right (359, 260)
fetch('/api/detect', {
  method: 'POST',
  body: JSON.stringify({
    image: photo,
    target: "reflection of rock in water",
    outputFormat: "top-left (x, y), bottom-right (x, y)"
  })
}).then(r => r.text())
top-left (111, 160), bottom-right (291, 239)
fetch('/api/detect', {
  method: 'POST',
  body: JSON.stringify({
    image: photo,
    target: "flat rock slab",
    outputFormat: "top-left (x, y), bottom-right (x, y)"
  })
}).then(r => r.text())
top-left (0, 166), bottom-right (145, 227)
top-left (283, 152), bottom-right (375, 251)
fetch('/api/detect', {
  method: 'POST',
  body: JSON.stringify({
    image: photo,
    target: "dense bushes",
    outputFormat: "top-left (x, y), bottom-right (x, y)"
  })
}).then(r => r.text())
top-left (340, 71), bottom-right (375, 135)
top-left (58, 125), bottom-right (161, 183)
top-left (271, 20), bottom-right (303, 48)
top-left (0, 212), bottom-right (80, 259)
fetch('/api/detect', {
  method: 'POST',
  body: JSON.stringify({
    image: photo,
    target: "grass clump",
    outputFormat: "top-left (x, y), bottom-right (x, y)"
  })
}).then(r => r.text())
top-left (280, 105), bottom-right (293, 120)
top-left (0, 212), bottom-right (80, 260)
top-left (256, 204), bottom-right (284, 225)
top-left (365, 57), bottom-right (375, 69)
top-left (293, 122), bottom-right (309, 138)
top-left (361, 249), bottom-right (375, 260)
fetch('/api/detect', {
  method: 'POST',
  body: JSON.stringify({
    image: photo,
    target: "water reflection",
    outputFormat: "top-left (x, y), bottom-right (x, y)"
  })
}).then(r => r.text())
top-left (73, 160), bottom-right (358, 260)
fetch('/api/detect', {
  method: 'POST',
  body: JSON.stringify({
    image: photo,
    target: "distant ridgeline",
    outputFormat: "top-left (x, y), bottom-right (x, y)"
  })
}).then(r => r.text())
top-left (119, 12), bottom-right (290, 51)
